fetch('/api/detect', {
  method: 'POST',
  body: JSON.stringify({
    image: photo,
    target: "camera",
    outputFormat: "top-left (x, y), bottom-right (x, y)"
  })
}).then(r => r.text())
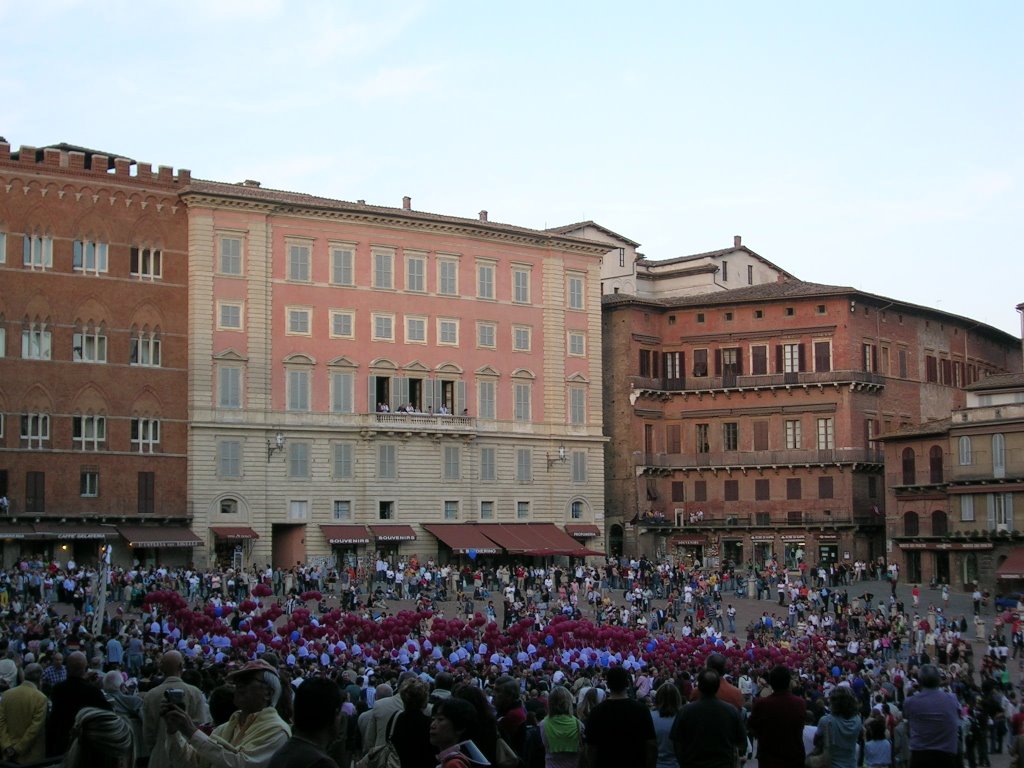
top-left (164, 688), bottom-right (185, 706)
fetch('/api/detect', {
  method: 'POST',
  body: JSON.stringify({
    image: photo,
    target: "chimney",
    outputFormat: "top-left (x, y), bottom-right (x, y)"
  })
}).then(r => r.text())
top-left (357, 199), bottom-right (366, 205)
top-left (479, 210), bottom-right (488, 222)
top-left (241, 179), bottom-right (261, 188)
top-left (734, 235), bottom-right (742, 248)
top-left (402, 196), bottom-right (411, 210)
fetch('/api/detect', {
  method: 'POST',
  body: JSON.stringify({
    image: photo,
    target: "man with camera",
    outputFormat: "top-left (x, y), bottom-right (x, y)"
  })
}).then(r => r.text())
top-left (143, 650), bottom-right (210, 768)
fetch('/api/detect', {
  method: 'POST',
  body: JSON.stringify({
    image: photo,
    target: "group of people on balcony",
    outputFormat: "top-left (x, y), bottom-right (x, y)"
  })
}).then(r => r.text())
top-left (375, 403), bottom-right (455, 415)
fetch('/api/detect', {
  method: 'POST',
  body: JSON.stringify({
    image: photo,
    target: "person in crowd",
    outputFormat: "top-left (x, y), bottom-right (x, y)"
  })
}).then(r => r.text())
top-left (143, 650), bottom-right (212, 768)
top-left (103, 670), bottom-right (147, 763)
top-left (61, 706), bottom-right (136, 768)
top-left (493, 675), bottom-right (528, 762)
top-left (671, 669), bottom-right (746, 768)
top-left (650, 682), bottom-right (682, 768)
top-left (429, 697), bottom-right (489, 768)
top-left (0, 662), bottom-right (47, 764)
top-left (267, 677), bottom-right (343, 768)
top-left (812, 685), bottom-right (863, 768)
top-left (747, 665), bottom-right (807, 768)
top-left (863, 718), bottom-right (894, 768)
top-left (902, 664), bottom-right (961, 768)
top-left (537, 685), bottom-right (583, 768)
top-left (47, 650), bottom-right (113, 756)
top-left (452, 684), bottom-right (500, 766)
top-left (391, 677), bottom-right (433, 768)
top-left (688, 653), bottom-right (743, 711)
top-left (584, 667), bottom-right (656, 768)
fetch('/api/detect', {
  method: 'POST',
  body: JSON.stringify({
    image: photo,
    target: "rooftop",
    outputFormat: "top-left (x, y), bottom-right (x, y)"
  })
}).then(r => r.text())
top-left (964, 371), bottom-right (1024, 392)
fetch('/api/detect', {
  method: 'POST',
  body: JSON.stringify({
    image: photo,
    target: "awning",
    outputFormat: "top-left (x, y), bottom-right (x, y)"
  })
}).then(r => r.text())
top-left (368, 525), bottom-right (417, 542)
top-left (423, 524), bottom-right (501, 555)
top-left (565, 524), bottom-right (601, 539)
top-left (0, 524), bottom-right (36, 540)
top-left (320, 525), bottom-right (370, 545)
top-left (476, 524), bottom-right (601, 558)
top-left (33, 523), bottom-right (117, 540)
top-left (997, 548), bottom-right (1024, 580)
top-left (117, 525), bottom-right (203, 548)
top-left (210, 526), bottom-right (260, 541)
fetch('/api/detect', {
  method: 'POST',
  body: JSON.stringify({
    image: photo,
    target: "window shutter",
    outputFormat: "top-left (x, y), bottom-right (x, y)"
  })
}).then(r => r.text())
top-left (797, 344), bottom-right (806, 372)
top-left (368, 375), bottom-right (377, 412)
top-left (987, 494), bottom-right (996, 530)
top-left (456, 381), bottom-right (466, 414)
top-left (775, 345), bottom-right (784, 374)
top-left (714, 349), bottom-right (722, 376)
top-left (392, 377), bottom-right (409, 410)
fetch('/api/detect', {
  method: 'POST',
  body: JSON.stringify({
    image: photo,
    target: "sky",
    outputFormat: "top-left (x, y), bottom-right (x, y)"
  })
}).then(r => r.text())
top-left (2, 1), bottom-right (1022, 336)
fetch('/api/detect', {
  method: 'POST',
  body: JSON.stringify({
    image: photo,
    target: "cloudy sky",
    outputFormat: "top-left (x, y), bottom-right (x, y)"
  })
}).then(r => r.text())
top-left (2, 1), bottom-right (1021, 335)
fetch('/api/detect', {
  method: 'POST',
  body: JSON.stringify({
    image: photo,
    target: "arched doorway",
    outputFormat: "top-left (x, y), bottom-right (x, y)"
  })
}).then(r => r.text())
top-left (608, 524), bottom-right (624, 558)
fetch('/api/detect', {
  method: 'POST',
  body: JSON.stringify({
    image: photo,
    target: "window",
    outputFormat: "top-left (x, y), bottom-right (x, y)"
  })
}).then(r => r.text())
top-left (516, 448), bottom-right (532, 482)
top-left (218, 366), bottom-right (242, 409)
top-left (373, 250), bottom-right (394, 289)
top-left (477, 322), bottom-right (496, 349)
top-left (288, 442), bottom-right (310, 478)
top-left (73, 240), bottom-right (109, 274)
top-left (444, 445), bottom-right (461, 480)
top-left (0, 231), bottom-right (5, 263)
top-left (480, 501), bottom-right (495, 519)
top-left (287, 307), bottom-right (311, 335)
top-left (567, 275), bottom-right (584, 310)
top-left (899, 349), bottom-right (909, 379)
top-left (130, 330), bottom-right (161, 367)
top-left (755, 478), bottom-right (770, 500)
top-left (219, 236), bottom-right (242, 275)
top-left (664, 351), bottom-right (682, 380)
top-left (330, 310), bottom-right (354, 338)
top-left (747, 264), bottom-right (753, 284)
top-left (724, 311), bottom-right (733, 321)
top-left (287, 369), bottom-right (310, 411)
top-left (696, 313), bottom-right (705, 324)
top-left (818, 477), bottom-right (834, 499)
top-left (220, 499), bottom-right (238, 515)
top-left (438, 318), bottom-right (459, 346)
top-left (378, 444), bottom-right (396, 479)
top-left (639, 350), bottom-right (655, 377)
top-left (512, 326), bottom-right (531, 352)
top-left (218, 440), bottom-right (241, 477)
top-left (993, 433), bottom-right (1006, 479)
top-left (405, 316), bottom-right (426, 343)
top-left (288, 500), bottom-right (308, 521)
top-left (754, 309), bottom-right (764, 319)
top-left (750, 345), bottom-right (768, 376)
top-left (480, 447), bottom-right (496, 481)
top-left (961, 495), bottom-right (975, 522)
top-left (863, 343), bottom-right (879, 373)
top-left (23, 235), bottom-right (53, 269)
top-left (130, 247), bottom-right (162, 279)
top-left (671, 481), bottom-right (685, 502)
top-left (0, 327), bottom-right (4, 358)
top-left (666, 424), bottom-right (681, 454)
top-left (931, 510), bottom-right (948, 536)
top-left (477, 262), bottom-right (495, 299)
top-left (903, 512), bottom-right (919, 537)
top-left (958, 436), bottom-right (972, 466)
top-left (786, 478), bottom-right (802, 500)
top-left (80, 470), bottom-right (99, 498)
top-left (929, 445), bottom-right (944, 484)
top-left (333, 443), bottom-right (354, 479)
top-left (782, 343), bottom-right (802, 373)
top-left (21, 324), bottom-right (51, 360)
top-left (372, 313), bottom-right (394, 341)
top-left (20, 414), bottom-right (49, 448)
top-left (692, 349), bottom-right (708, 377)
top-left (72, 415), bottom-right (105, 450)
top-left (570, 500), bottom-right (584, 520)
top-left (813, 341), bottom-right (832, 373)
top-left (513, 382), bottom-right (531, 422)
top-left (330, 372), bottom-right (354, 413)
top-left (378, 501), bottom-right (395, 520)
top-left (569, 388), bottom-right (586, 425)
top-left (406, 253), bottom-right (426, 292)
top-left (438, 258), bottom-right (458, 296)
top-left (513, 267), bottom-right (531, 303)
top-left (721, 261), bottom-right (728, 281)
top-left (333, 500), bottom-right (352, 521)
top-left (73, 327), bottom-right (107, 363)
top-left (695, 424), bottom-right (710, 453)
top-left (784, 419), bottom-right (802, 449)
top-left (693, 481), bottom-right (707, 502)
top-left (723, 422), bottom-right (738, 451)
top-left (724, 480), bottom-right (739, 501)
top-left (478, 380), bottom-right (496, 420)
top-left (218, 302), bottom-right (243, 330)
top-left (131, 418), bottom-right (160, 453)
top-left (753, 421), bottom-right (768, 451)
top-left (24, 471), bottom-right (44, 513)
top-left (785, 307), bottom-right (794, 316)
top-left (331, 246), bottom-right (355, 286)
top-left (816, 418), bottom-right (834, 450)
top-left (517, 501), bottom-right (530, 519)
top-left (137, 472), bottom-right (155, 514)
top-left (444, 501), bottom-right (459, 520)
top-left (572, 451), bottom-right (587, 483)
top-left (901, 448), bottom-right (916, 485)
top-left (568, 331), bottom-right (585, 357)
top-left (288, 242), bottom-right (311, 282)
top-left (925, 355), bottom-right (938, 383)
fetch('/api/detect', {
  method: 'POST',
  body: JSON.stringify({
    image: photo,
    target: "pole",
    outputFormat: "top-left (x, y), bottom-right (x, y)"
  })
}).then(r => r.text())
top-left (93, 544), bottom-right (110, 636)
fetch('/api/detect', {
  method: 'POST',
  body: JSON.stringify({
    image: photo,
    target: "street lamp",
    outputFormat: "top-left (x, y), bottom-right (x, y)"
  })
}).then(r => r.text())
top-left (267, 432), bottom-right (286, 462)
top-left (546, 444), bottom-right (567, 470)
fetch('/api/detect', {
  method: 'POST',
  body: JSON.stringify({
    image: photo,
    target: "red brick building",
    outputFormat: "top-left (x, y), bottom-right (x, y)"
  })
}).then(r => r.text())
top-left (603, 275), bottom-right (1021, 570)
top-left (0, 141), bottom-right (195, 566)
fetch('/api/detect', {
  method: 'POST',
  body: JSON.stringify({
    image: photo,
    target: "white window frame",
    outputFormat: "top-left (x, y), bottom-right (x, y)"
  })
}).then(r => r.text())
top-left (80, 470), bottom-right (99, 498)
top-left (219, 235), bottom-right (243, 275)
top-left (0, 327), bottom-right (5, 358)
top-left (131, 418), bottom-right (161, 454)
top-left (22, 324), bottom-right (52, 360)
top-left (567, 274), bottom-right (585, 310)
top-left (477, 322), bottom-right (496, 349)
top-left (329, 310), bottom-right (355, 339)
top-left (288, 500), bottom-right (309, 521)
top-left (480, 500), bottom-right (495, 519)
top-left (512, 266), bottom-right (531, 304)
top-left (330, 244), bottom-right (355, 286)
top-left (286, 307), bottom-right (312, 336)
top-left (286, 369), bottom-right (311, 412)
top-left (372, 249), bottom-right (394, 289)
top-left (23, 235), bottom-right (53, 270)
top-left (783, 343), bottom-right (801, 374)
top-left (130, 330), bottom-right (161, 367)
top-left (512, 325), bottom-right (531, 352)
top-left (72, 415), bottom-right (106, 451)
top-left (218, 366), bottom-right (243, 409)
top-left (0, 231), bottom-right (6, 264)
top-left (405, 252), bottom-right (426, 292)
top-left (73, 240), bottom-right (109, 274)
top-left (372, 313), bottom-right (395, 342)
top-left (477, 261), bottom-right (496, 300)
top-left (785, 419), bottom-right (802, 450)
top-left (571, 500), bottom-right (584, 519)
top-left (958, 436), bottom-right (973, 466)
top-left (437, 258), bottom-right (459, 296)
top-left (73, 328), bottom-right (107, 363)
top-left (568, 331), bottom-right (586, 357)
top-left (517, 500), bottom-right (530, 519)
top-left (130, 247), bottom-right (162, 279)
top-left (218, 301), bottom-right (244, 331)
top-left (287, 241), bottom-right (311, 282)
top-left (961, 494), bottom-right (975, 522)
top-left (21, 413), bottom-right (50, 448)
top-left (405, 316), bottom-right (427, 344)
top-left (817, 418), bottom-right (835, 450)
top-left (444, 500), bottom-right (459, 520)
top-left (438, 318), bottom-right (459, 346)
top-left (333, 500), bottom-right (352, 521)
top-left (218, 440), bottom-right (241, 478)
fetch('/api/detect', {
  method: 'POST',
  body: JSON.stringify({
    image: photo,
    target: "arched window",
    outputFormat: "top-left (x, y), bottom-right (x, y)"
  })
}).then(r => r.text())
top-left (903, 511), bottom-right (919, 537)
top-left (958, 436), bottom-right (972, 466)
top-left (993, 433), bottom-right (1006, 479)
top-left (902, 448), bottom-right (916, 485)
top-left (931, 510), bottom-right (948, 536)
top-left (929, 446), bottom-right (944, 484)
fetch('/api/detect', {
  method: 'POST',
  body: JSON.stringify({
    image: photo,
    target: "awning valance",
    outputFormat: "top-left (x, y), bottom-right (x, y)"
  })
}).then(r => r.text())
top-left (210, 526), bottom-right (260, 541)
top-left (118, 525), bottom-right (203, 548)
top-left (33, 523), bottom-right (117, 540)
top-left (0, 525), bottom-right (36, 540)
top-left (477, 524), bottom-right (601, 558)
top-left (320, 525), bottom-right (370, 545)
top-left (565, 524), bottom-right (601, 539)
top-left (997, 548), bottom-right (1024, 580)
top-left (423, 524), bottom-right (500, 555)
top-left (368, 525), bottom-right (417, 542)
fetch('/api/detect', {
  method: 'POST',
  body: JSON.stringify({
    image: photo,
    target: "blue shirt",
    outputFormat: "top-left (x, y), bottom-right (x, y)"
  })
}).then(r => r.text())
top-left (902, 687), bottom-right (961, 754)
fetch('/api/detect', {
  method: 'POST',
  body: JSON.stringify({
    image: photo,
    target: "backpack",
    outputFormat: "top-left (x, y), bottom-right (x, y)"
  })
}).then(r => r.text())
top-left (356, 712), bottom-right (401, 768)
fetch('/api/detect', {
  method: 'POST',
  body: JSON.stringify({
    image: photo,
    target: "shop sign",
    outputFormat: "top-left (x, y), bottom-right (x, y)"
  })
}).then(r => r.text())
top-left (817, 534), bottom-right (840, 542)
top-left (899, 542), bottom-right (993, 551)
top-left (750, 535), bottom-right (775, 542)
top-left (781, 535), bottom-right (805, 542)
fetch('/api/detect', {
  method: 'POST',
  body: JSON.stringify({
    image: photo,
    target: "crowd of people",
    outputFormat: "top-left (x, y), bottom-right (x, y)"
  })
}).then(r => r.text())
top-left (0, 552), bottom-right (1022, 768)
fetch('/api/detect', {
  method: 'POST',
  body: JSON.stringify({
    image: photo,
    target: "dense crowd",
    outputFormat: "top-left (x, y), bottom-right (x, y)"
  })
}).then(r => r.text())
top-left (0, 553), bottom-right (1022, 768)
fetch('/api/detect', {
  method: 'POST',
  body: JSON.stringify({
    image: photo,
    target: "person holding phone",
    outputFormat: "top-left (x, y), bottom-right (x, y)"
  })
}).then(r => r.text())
top-left (143, 651), bottom-right (211, 768)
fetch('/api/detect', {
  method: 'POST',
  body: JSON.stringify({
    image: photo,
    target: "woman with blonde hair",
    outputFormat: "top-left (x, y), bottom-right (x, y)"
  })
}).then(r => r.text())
top-left (652, 683), bottom-right (682, 768)
top-left (538, 686), bottom-right (584, 768)
top-left (62, 706), bottom-right (135, 768)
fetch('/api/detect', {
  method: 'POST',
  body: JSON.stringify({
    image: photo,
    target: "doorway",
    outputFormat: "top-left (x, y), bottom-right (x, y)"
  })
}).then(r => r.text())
top-left (935, 551), bottom-right (950, 586)
top-left (272, 524), bottom-right (306, 570)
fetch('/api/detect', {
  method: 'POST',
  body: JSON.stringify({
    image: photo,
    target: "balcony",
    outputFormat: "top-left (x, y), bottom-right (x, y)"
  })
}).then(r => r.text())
top-left (631, 369), bottom-right (885, 397)
top-left (635, 507), bottom-right (881, 531)
top-left (639, 447), bottom-right (885, 472)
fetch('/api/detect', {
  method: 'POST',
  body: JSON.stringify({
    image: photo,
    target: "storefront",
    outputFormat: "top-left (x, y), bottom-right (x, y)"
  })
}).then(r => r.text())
top-left (722, 539), bottom-right (743, 568)
top-left (33, 523), bottom-right (117, 565)
top-left (210, 526), bottom-right (259, 569)
top-left (817, 534), bottom-right (840, 567)
top-left (0, 525), bottom-right (36, 567)
top-left (750, 535), bottom-right (775, 568)
top-left (116, 525), bottom-right (203, 567)
top-left (319, 525), bottom-right (370, 570)
top-left (781, 535), bottom-right (806, 569)
top-left (900, 541), bottom-right (993, 589)
top-left (368, 524), bottom-right (417, 563)
top-left (670, 535), bottom-right (705, 567)
top-left (423, 523), bottom-right (501, 564)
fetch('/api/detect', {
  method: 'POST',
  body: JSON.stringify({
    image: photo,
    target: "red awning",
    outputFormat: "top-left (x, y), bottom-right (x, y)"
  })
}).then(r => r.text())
top-left (33, 523), bottom-right (118, 540)
top-left (997, 548), bottom-right (1024, 580)
top-left (118, 525), bottom-right (203, 548)
top-left (320, 525), bottom-right (370, 545)
top-left (0, 525), bottom-right (36, 540)
top-left (565, 524), bottom-right (601, 539)
top-left (368, 525), bottom-right (417, 542)
top-left (476, 524), bottom-right (601, 558)
top-left (423, 524), bottom-right (501, 555)
top-left (210, 526), bottom-right (260, 541)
